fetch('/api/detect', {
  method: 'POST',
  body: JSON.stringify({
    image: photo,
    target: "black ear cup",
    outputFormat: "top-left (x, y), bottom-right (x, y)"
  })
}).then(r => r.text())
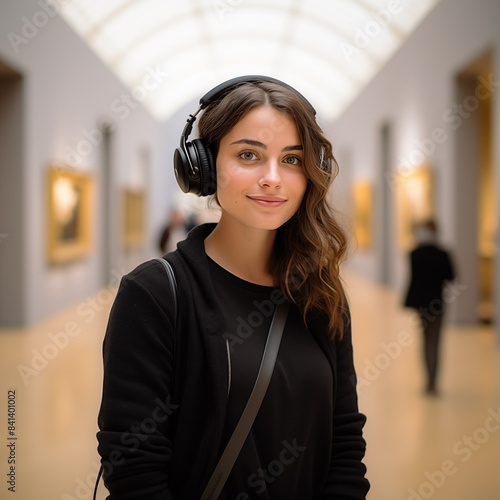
top-left (191, 139), bottom-right (216, 196)
top-left (173, 144), bottom-right (193, 194)
top-left (173, 139), bottom-right (216, 196)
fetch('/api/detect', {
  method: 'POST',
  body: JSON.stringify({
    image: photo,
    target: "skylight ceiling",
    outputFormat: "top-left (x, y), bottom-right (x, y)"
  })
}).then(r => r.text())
top-left (57, 0), bottom-right (442, 122)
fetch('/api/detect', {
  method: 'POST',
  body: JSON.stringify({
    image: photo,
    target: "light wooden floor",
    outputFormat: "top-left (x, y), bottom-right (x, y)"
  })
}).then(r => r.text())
top-left (0, 270), bottom-right (499, 500)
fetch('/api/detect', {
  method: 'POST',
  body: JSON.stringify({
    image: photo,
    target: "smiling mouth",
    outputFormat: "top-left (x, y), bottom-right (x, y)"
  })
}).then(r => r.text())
top-left (247, 196), bottom-right (287, 207)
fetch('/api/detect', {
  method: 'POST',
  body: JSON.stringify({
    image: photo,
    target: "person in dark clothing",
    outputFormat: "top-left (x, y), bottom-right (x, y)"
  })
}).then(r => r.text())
top-left (404, 219), bottom-right (456, 395)
top-left (158, 208), bottom-right (191, 254)
top-left (97, 76), bottom-right (370, 499)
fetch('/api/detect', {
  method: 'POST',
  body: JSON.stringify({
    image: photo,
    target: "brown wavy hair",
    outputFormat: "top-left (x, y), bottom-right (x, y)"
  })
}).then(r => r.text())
top-left (197, 79), bottom-right (349, 338)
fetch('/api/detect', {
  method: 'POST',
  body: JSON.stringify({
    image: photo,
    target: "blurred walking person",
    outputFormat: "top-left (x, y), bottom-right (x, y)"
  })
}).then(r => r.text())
top-left (404, 219), bottom-right (456, 395)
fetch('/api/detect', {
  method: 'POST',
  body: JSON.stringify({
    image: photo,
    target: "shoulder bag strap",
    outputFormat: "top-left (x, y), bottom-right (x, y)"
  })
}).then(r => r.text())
top-left (155, 257), bottom-right (178, 331)
top-left (93, 258), bottom-right (178, 500)
top-left (201, 300), bottom-right (290, 500)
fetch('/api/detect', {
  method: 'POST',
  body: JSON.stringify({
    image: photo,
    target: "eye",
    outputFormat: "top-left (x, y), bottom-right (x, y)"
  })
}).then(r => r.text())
top-left (238, 151), bottom-right (258, 161)
top-left (283, 155), bottom-right (302, 166)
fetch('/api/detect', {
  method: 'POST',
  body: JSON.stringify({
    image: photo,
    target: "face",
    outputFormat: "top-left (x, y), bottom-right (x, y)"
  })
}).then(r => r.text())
top-left (215, 106), bottom-right (308, 232)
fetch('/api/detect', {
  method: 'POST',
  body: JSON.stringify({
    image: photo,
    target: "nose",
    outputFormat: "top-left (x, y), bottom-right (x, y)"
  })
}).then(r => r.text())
top-left (258, 159), bottom-right (282, 189)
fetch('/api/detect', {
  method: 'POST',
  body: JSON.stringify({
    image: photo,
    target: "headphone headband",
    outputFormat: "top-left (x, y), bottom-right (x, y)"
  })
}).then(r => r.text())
top-left (198, 75), bottom-right (316, 115)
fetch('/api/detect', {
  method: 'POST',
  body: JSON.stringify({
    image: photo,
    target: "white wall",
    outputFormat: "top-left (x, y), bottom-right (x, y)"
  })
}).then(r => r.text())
top-left (0, 0), bottom-right (173, 326)
top-left (328, 0), bottom-right (500, 331)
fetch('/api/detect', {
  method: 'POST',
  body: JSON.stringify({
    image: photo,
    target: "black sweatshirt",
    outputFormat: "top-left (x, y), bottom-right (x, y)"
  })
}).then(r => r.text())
top-left (97, 223), bottom-right (370, 499)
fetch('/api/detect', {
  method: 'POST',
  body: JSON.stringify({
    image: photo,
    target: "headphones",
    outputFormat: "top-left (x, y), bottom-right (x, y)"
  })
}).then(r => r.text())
top-left (173, 75), bottom-right (331, 196)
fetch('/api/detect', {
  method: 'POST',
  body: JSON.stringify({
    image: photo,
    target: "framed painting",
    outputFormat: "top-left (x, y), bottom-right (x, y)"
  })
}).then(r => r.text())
top-left (122, 188), bottom-right (146, 248)
top-left (351, 180), bottom-right (373, 249)
top-left (395, 164), bottom-right (434, 250)
top-left (47, 166), bottom-right (94, 265)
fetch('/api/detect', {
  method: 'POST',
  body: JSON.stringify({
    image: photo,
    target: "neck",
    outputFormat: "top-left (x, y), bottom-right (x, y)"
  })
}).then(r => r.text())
top-left (204, 217), bottom-right (277, 286)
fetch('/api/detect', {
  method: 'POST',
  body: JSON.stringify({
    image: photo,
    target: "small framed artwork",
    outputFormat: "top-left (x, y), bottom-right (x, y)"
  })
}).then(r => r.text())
top-left (47, 166), bottom-right (94, 265)
top-left (395, 164), bottom-right (434, 250)
top-left (351, 180), bottom-right (373, 249)
top-left (122, 188), bottom-right (146, 249)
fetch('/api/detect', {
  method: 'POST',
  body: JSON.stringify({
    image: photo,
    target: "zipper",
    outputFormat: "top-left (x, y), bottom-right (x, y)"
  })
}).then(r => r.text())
top-left (225, 338), bottom-right (232, 399)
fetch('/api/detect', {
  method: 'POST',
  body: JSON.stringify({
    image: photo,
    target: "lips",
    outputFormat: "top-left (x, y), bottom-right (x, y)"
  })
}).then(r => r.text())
top-left (247, 195), bottom-right (287, 207)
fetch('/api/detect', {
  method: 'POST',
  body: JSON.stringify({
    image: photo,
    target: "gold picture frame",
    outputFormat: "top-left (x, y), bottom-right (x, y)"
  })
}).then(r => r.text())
top-left (47, 166), bottom-right (94, 265)
top-left (352, 180), bottom-right (373, 249)
top-left (395, 164), bottom-right (434, 250)
top-left (122, 188), bottom-right (146, 249)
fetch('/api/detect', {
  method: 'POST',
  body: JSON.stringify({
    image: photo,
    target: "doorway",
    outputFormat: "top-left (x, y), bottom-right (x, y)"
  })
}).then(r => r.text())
top-left (0, 59), bottom-right (24, 325)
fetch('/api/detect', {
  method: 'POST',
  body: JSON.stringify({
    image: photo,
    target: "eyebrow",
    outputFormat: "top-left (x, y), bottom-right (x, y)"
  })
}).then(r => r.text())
top-left (229, 138), bottom-right (303, 152)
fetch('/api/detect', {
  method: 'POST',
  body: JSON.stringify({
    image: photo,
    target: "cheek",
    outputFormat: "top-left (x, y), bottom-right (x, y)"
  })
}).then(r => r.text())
top-left (290, 177), bottom-right (308, 213)
top-left (292, 172), bottom-right (308, 199)
top-left (215, 158), bottom-right (232, 193)
top-left (217, 155), bottom-right (259, 191)
top-left (215, 155), bottom-right (248, 193)
top-left (216, 168), bottom-right (246, 208)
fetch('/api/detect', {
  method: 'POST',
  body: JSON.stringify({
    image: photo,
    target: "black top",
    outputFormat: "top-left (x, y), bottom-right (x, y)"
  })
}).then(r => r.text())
top-left (97, 223), bottom-right (370, 499)
top-left (208, 258), bottom-right (333, 498)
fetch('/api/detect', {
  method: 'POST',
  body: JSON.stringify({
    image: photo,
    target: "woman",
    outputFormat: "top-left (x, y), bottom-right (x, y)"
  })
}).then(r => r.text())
top-left (97, 76), bottom-right (369, 499)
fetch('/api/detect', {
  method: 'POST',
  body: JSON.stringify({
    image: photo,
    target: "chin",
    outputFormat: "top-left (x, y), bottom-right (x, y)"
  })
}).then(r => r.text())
top-left (248, 215), bottom-right (294, 231)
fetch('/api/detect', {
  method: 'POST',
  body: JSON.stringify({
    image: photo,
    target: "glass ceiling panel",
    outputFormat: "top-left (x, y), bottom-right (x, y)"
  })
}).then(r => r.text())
top-left (208, 7), bottom-right (289, 36)
top-left (58, 0), bottom-right (442, 122)
top-left (111, 10), bottom-right (195, 63)
top-left (121, 23), bottom-right (202, 72)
